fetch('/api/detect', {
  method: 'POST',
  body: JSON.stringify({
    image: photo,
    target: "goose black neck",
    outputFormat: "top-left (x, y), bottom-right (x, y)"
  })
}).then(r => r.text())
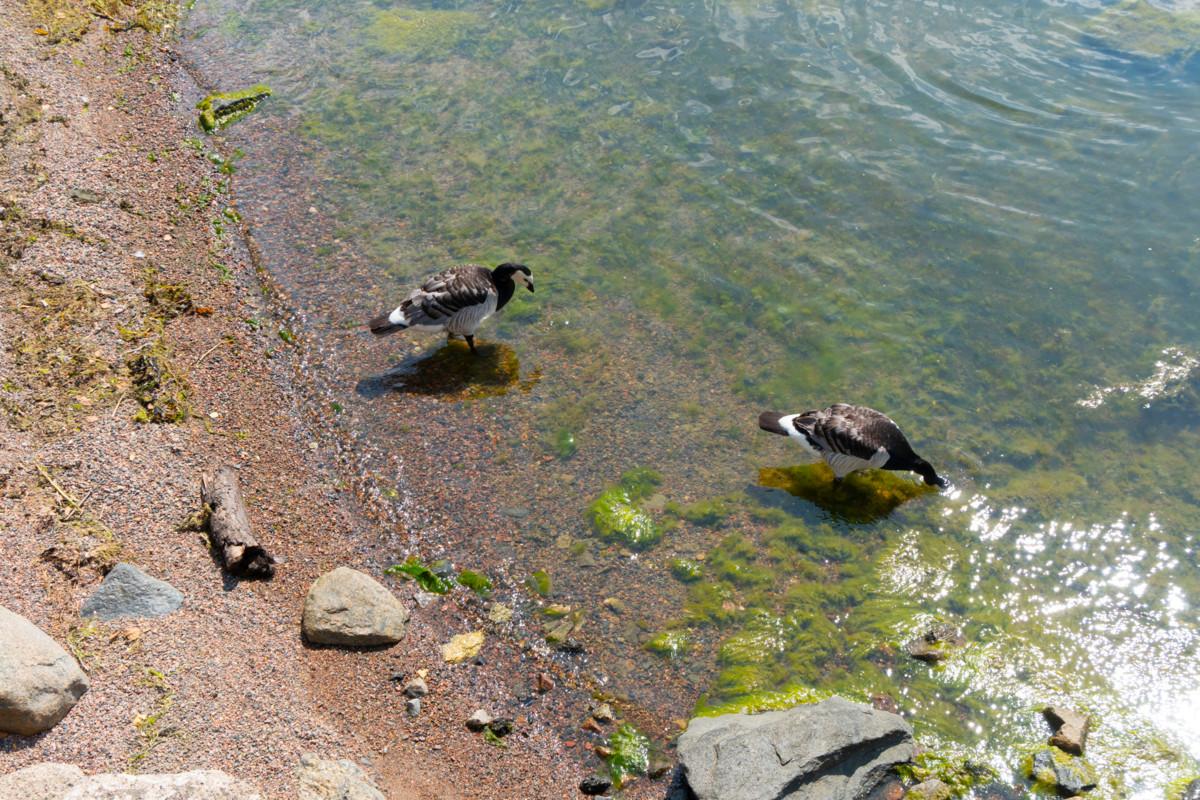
top-left (493, 272), bottom-right (516, 310)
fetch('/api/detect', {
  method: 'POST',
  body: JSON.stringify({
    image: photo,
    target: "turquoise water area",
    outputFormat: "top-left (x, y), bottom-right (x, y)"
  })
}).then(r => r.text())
top-left (182, 0), bottom-right (1200, 795)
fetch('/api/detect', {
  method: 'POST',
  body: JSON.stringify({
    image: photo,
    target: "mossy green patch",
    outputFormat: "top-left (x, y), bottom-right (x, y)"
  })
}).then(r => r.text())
top-left (196, 85), bottom-right (272, 133)
top-left (668, 497), bottom-right (731, 527)
top-left (385, 556), bottom-right (455, 594)
top-left (456, 569), bottom-right (492, 596)
top-left (128, 342), bottom-right (189, 424)
top-left (607, 723), bottom-right (650, 788)
top-left (897, 750), bottom-right (997, 797)
top-left (588, 468), bottom-right (664, 550)
top-left (671, 557), bottom-right (704, 582)
top-left (527, 569), bottom-right (551, 596)
top-left (645, 629), bottom-right (689, 658)
top-left (695, 684), bottom-right (830, 717)
top-left (385, 340), bottom-right (538, 401)
top-left (758, 464), bottom-right (935, 522)
top-left (365, 8), bottom-right (481, 57)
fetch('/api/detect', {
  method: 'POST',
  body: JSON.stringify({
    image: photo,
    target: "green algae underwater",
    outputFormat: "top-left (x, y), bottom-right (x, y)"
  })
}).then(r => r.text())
top-left (181, 0), bottom-right (1200, 796)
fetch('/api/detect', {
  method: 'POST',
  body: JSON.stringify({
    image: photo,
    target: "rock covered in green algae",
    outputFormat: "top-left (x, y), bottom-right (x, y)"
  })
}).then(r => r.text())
top-left (644, 629), bottom-right (689, 658)
top-left (588, 467), bottom-right (664, 550)
top-left (607, 723), bottom-right (651, 787)
top-left (1027, 746), bottom-right (1098, 796)
top-left (196, 85), bottom-right (271, 133)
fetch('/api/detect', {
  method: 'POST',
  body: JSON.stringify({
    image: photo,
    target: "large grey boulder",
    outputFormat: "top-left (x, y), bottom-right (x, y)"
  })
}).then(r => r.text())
top-left (80, 563), bottom-right (183, 620)
top-left (0, 763), bottom-right (85, 799)
top-left (302, 567), bottom-right (408, 646)
top-left (297, 753), bottom-right (386, 800)
top-left (0, 606), bottom-right (90, 736)
top-left (0, 764), bottom-right (262, 799)
top-left (677, 696), bottom-right (915, 800)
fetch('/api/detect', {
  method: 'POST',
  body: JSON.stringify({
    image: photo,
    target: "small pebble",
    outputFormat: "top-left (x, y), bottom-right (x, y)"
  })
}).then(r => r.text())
top-left (405, 697), bottom-right (420, 718)
top-left (403, 678), bottom-right (428, 698)
top-left (536, 672), bottom-right (555, 693)
top-left (591, 703), bottom-right (615, 723)
top-left (580, 775), bottom-right (612, 795)
top-left (466, 709), bottom-right (493, 732)
top-left (581, 719), bottom-right (603, 734)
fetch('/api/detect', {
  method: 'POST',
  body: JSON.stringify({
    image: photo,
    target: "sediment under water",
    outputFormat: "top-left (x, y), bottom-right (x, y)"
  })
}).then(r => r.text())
top-left (181, 1), bottom-right (1200, 796)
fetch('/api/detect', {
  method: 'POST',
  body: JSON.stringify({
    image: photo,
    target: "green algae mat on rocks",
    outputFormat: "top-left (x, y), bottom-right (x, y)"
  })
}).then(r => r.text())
top-left (182, 0), bottom-right (1200, 795)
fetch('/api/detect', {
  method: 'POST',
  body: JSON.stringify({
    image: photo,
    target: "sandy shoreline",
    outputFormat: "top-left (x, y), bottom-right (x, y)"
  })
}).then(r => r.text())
top-left (0, 4), bottom-right (673, 797)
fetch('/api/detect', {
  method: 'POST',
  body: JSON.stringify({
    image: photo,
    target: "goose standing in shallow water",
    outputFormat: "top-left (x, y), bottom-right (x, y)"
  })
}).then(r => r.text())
top-left (758, 403), bottom-right (947, 487)
top-left (368, 263), bottom-right (534, 355)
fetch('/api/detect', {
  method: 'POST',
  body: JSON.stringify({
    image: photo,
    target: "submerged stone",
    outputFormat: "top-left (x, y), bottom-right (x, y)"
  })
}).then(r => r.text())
top-left (1027, 747), bottom-right (1098, 796)
top-left (905, 622), bottom-right (965, 664)
top-left (196, 85), bottom-right (272, 133)
top-left (1082, 0), bottom-right (1200, 61)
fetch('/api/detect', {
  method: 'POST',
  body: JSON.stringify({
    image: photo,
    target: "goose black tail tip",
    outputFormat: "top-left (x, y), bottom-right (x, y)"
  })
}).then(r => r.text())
top-left (368, 312), bottom-right (406, 336)
top-left (758, 411), bottom-right (789, 436)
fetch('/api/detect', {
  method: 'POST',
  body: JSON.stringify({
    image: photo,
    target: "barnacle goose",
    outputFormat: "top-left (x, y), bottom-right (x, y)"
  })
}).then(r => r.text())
top-left (758, 403), bottom-right (946, 487)
top-left (368, 263), bottom-right (534, 355)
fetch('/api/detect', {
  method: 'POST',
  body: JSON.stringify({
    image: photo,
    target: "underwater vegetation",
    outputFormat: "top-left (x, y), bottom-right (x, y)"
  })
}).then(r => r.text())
top-left (588, 467), bottom-right (664, 550)
top-left (377, 340), bottom-right (538, 401)
top-left (757, 464), bottom-right (937, 523)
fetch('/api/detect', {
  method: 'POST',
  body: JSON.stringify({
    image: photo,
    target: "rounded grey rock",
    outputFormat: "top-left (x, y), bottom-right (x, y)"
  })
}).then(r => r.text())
top-left (302, 567), bottom-right (409, 646)
top-left (0, 606), bottom-right (90, 736)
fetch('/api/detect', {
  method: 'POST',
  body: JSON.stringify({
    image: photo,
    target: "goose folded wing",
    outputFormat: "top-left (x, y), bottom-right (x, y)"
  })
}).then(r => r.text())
top-left (400, 267), bottom-right (495, 326)
top-left (816, 414), bottom-right (891, 461)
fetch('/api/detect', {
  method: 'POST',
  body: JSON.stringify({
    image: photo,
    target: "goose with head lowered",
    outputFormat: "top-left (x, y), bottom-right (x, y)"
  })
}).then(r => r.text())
top-left (368, 263), bottom-right (534, 355)
top-left (758, 403), bottom-right (947, 487)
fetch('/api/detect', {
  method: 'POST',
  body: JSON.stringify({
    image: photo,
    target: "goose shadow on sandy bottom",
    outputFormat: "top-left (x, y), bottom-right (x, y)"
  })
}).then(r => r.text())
top-left (355, 339), bottom-right (540, 402)
top-left (754, 463), bottom-right (938, 524)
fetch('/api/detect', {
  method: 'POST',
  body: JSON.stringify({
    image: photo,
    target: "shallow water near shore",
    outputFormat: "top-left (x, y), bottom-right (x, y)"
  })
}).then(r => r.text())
top-left (181, 0), bottom-right (1200, 795)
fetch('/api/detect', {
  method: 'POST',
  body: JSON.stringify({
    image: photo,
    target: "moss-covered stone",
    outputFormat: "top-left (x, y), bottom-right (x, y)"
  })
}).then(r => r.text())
top-left (758, 464), bottom-right (935, 523)
top-left (196, 85), bottom-right (272, 133)
top-left (607, 723), bottom-right (650, 787)
top-left (588, 468), bottom-right (664, 550)
top-left (645, 629), bottom-right (689, 658)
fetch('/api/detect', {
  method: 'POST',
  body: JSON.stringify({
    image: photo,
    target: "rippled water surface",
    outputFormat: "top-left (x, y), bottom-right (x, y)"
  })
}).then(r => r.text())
top-left (182, 0), bottom-right (1200, 795)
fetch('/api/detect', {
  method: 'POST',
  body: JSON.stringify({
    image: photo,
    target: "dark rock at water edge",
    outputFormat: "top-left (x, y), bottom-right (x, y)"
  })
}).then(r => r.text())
top-left (1181, 779), bottom-right (1200, 800)
top-left (81, 562), bottom-right (183, 620)
top-left (677, 695), bottom-right (915, 800)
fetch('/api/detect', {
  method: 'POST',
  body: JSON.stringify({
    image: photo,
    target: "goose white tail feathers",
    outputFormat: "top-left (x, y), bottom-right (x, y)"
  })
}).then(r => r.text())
top-left (368, 309), bottom-right (407, 336)
top-left (758, 411), bottom-right (790, 436)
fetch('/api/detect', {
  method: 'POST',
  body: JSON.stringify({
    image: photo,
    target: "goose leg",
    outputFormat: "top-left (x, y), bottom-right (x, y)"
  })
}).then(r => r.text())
top-left (466, 334), bottom-right (479, 356)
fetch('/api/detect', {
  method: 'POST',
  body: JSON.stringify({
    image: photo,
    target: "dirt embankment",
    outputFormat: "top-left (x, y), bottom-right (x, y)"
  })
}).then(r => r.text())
top-left (0, 3), bottom-right (677, 798)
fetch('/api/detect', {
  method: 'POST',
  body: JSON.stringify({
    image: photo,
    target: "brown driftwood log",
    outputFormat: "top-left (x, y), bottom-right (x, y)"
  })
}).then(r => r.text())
top-left (200, 466), bottom-right (276, 578)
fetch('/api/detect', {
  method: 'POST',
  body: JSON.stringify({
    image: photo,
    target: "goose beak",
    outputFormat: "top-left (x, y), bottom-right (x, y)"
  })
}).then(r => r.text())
top-left (526, 279), bottom-right (535, 293)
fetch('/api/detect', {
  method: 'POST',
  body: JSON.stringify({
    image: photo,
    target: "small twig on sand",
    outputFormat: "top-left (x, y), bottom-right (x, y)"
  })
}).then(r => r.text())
top-left (190, 340), bottom-right (225, 369)
top-left (35, 463), bottom-right (80, 510)
top-left (110, 392), bottom-right (127, 419)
